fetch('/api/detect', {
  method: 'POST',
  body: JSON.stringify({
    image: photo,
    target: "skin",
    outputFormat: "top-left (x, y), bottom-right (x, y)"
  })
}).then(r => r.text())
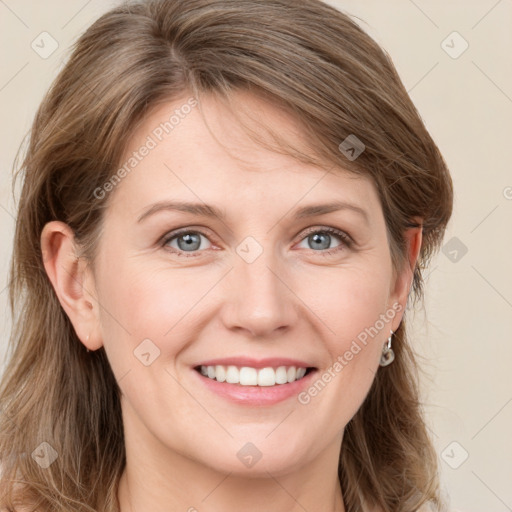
top-left (41, 91), bottom-right (422, 512)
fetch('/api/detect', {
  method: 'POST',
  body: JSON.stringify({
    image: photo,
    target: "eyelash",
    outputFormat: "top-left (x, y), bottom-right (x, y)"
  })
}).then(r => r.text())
top-left (160, 226), bottom-right (353, 258)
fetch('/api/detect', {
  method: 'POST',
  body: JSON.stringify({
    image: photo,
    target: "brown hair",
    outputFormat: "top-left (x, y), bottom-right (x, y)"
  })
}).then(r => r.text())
top-left (0, 0), bottom-right (453, 510)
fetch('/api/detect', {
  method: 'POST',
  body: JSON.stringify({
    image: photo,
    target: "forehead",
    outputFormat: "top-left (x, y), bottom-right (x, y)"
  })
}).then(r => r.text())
top-left (106, 91), bottom-right (381, 222)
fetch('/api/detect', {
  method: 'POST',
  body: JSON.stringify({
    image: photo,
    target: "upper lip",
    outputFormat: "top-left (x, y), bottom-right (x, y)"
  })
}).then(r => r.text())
top-left (194, 357), bottom-right (315, 369)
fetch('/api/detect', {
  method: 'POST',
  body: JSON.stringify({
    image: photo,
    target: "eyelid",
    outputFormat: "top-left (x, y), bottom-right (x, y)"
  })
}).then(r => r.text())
top-left (160, 224), bottom-right (353, 257)
top-left (160, 226), bottom-right (218, 250)
top-left (297, 225), bottom-right (353, 246)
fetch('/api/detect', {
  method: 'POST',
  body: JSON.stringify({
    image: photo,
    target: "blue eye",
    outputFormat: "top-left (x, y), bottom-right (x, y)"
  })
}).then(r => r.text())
top-left (162, 230), bottom-right (212, 255)
top-left (160, 226), bottom-right (352, 258)
top-left (297, 227), bottom-right (352, 255)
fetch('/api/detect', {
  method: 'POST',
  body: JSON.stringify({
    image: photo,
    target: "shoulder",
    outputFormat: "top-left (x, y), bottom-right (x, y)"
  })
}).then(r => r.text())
top-left (369, 503), bottom-right (462, 512)
top-left (416, 504), bottom-right (464, 512)
top-left (0, 461), bottom-right (33, 512)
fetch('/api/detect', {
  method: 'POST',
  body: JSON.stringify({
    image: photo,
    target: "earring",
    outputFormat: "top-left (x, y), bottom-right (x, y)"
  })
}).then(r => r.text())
top-left (379, 330), bottom-right (395, 367)
top-left (86, 333), bottom-right (91, 353)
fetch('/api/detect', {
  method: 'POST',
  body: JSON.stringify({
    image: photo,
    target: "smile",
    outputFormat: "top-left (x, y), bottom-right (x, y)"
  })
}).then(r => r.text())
top-left (195, 365), bottom-right (314, 387)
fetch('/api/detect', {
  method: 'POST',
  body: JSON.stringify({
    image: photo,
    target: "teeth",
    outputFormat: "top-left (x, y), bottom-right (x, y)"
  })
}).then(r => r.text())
top-left (199, 365), bottom-right (309, 386)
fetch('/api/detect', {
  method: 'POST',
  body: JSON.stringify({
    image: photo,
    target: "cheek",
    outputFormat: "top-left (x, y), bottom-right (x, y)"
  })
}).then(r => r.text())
top-left (299, 262), bottom-right (391, 344)
top-left (298, 264), bottom-right (391, 392)
top-left (94, 255), bottom-right (216, 358)
top-left (285, 266), bottom-right (393, 444)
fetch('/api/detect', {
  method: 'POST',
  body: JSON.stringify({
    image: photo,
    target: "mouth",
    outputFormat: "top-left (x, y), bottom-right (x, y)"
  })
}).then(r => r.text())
top-left (193, 364), bottom-right (317, 387)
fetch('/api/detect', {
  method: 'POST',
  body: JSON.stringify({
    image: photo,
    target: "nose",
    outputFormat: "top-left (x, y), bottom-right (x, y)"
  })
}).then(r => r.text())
top-left (219, 248), bottom-right (298, 339)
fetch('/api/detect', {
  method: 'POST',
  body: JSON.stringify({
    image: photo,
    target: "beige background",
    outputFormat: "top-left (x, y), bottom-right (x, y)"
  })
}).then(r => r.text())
top-left (1, 1), bottom-right (511, 511)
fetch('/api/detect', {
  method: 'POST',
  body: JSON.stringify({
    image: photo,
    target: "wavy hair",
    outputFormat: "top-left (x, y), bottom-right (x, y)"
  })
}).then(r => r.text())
top-left (0, 0), bottom-right (453, 510)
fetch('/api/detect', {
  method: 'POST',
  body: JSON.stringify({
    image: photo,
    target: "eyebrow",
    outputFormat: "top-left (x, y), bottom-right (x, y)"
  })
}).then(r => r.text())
top-left (136, 200), bottom-right (369, 224)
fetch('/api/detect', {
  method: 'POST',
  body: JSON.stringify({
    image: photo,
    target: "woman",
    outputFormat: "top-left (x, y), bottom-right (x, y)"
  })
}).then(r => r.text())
top-left (0, 0), bottom-right (453, 510)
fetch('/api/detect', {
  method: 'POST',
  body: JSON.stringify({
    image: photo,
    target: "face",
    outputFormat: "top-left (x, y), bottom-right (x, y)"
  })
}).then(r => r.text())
top-left (77, 91), bottom-right (413, 477)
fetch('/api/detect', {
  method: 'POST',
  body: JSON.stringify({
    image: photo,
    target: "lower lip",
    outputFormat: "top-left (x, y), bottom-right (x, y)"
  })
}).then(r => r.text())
top-left (192, 368), bottom-right (318, 406)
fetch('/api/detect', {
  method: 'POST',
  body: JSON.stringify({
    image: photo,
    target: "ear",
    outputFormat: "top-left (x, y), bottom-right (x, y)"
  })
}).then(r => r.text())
top-left (388, 218), bottom-right (423, 331)
top-left (40, 221), bottom-right (103, 351)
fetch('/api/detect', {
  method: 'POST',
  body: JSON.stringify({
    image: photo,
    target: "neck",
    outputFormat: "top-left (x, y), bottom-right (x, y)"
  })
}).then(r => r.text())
top-left (118, 465), bottom-right (345, 512)
top-left (117, 419), bottom-right (346, 512)
top-left (117, 397), bottom-right (346, 512)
